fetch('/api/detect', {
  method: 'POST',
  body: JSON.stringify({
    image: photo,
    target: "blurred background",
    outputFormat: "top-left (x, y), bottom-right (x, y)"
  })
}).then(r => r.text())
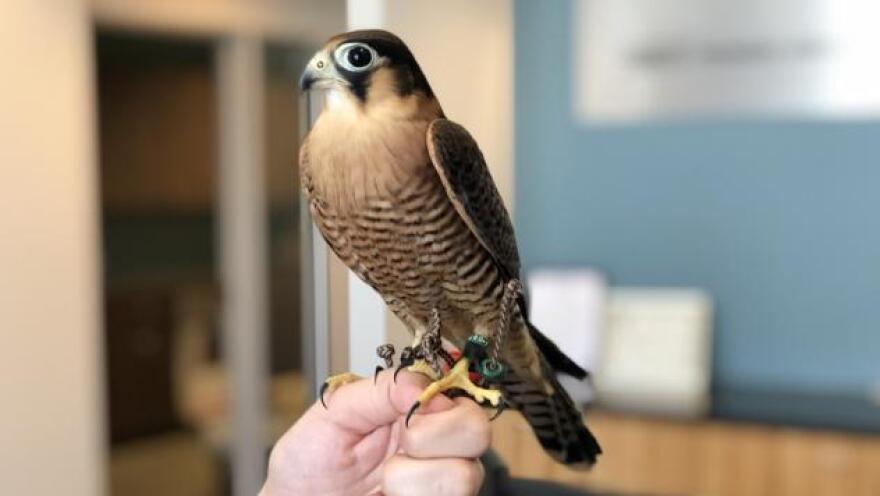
top-left (1, 1), bottom-right (877, 496)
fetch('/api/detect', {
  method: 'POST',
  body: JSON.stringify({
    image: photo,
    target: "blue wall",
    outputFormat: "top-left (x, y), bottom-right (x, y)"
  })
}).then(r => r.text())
top-left (514, 0), bottom-right (880, 402)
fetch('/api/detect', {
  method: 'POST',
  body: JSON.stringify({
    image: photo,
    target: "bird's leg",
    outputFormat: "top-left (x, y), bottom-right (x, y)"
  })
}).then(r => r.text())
top-left (396, 334), bottom-right (439, 381)
top-left (479, 279), bottom-right (521, 421)
top-left (405, 335), bottom-right (503, 426)
top-left (395, 308), bottom-right (446, 381)
top-left (407, 308), bottom-right (444, 380)
top-left (492, 279), bottom-right (522, 365)
top-left (319, 372), bottom-right (362, 409)
top-left (406, 353), bottom-right (438, 379)
top-left (424, 308), bottom-right (442, 376)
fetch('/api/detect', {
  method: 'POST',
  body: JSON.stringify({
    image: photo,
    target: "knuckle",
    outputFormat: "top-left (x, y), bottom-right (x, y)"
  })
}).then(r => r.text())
top-left (464, 422), bottom-right (491, 456)
top-left (458, 405), bottom-right (491, 455)
top-left (402, 422), bottom-right (427, 454)
top-left (455, 397), bottom-right (482, 414)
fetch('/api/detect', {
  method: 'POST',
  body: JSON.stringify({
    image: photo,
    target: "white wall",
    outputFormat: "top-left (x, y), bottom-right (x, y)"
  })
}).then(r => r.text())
top-left (0, 2), bottom-right (104, 495)
top-left (92, 0), bottom-right (345, 43)
top-left (386, 0), bottom-right (514, 208)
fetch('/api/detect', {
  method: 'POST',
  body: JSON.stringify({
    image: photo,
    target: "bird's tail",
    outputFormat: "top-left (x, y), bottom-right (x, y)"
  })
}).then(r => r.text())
top-left (504, 360), bottom-right (602, 467)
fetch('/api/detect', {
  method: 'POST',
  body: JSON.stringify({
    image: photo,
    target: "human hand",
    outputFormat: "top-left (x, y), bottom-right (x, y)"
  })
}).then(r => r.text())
top-left (260, 370), bottom-right (490, 496)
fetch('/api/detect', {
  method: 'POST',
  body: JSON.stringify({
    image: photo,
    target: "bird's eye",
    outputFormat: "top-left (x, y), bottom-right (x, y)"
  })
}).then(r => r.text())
top-left (347, 46), bottom-right (372, 68)
top-left (335, 43), bottom-right (377, 72)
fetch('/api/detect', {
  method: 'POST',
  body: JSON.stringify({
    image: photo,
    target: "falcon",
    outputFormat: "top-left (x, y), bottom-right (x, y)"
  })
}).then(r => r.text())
top-left (299, 29), bottom-right (601, 466)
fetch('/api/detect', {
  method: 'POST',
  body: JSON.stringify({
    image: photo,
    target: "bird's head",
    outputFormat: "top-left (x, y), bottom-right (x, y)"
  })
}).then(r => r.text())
top-left (299, 30), bottom-right (436, 107)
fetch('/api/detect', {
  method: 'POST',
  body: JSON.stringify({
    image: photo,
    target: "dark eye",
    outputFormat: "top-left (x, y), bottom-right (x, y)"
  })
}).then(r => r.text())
top-left (335, 43), bottom-right (377, 72)
top-left (347, 46), bottom-right (372, 68)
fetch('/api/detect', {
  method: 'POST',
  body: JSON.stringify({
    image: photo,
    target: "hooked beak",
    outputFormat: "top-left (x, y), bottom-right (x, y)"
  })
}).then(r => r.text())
top-left (299, 51), bottom-right (339, 91)
top-left (299, 65), bottom-right (319, 91)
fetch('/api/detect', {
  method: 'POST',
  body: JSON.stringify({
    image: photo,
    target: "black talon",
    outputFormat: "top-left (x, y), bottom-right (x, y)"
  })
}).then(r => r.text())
top-left (374, 365), bottom-right (384, 384)
top-left (319, 381), bottom-right (330, 409)
top-left (395, 346), bottom-right (415, 383)
top-left (393, 364), bottom-right (406, 383)
top-left (490, 399), bottom-right (507, 421)
top-left (405, 401), bottom-right (421, 428)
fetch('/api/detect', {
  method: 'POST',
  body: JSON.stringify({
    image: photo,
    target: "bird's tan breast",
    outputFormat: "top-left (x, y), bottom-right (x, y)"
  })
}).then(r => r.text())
top-left (301, 90), bottom-right (436, 216)
top-left (300, 93), bottom-right (544, 384)
top-left (303, 120), bottom-right (503, 337)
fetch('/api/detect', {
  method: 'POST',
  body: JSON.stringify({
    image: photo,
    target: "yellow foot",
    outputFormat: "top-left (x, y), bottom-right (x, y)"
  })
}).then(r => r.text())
top-left (405, 358), bottom-right (502, 426)
top-left (319, 372), bottom-right (361, 408)
top-left (392, 356), bottom-right (442, 383)
top-left (408, 359), bottom-right (441, 381)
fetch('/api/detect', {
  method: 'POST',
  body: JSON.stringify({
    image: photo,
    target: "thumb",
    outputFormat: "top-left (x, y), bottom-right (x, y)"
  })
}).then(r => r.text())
top-left (320, 369), bottom-right (455, 434)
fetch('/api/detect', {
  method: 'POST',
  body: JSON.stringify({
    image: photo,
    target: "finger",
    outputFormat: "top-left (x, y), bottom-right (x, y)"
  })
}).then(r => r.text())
top-left (382, 454), bottom-right (484, 496)
top-left (319, 370), bottom-right (455, 434)
top-left (402, 397), bottom-right (491, 459)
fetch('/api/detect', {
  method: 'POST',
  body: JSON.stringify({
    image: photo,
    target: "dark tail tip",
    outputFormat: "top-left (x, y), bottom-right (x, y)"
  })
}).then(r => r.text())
top-left (526, 322), bottom-right (588, 380)
top-left (523, 370), bottom-right (602, 467)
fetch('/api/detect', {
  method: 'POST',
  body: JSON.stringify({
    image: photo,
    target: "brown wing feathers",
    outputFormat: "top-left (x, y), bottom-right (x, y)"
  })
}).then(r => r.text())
top-left (426, 118), bottom-right (601, 465)
top-left (427, 119), bottom-right (521, 279)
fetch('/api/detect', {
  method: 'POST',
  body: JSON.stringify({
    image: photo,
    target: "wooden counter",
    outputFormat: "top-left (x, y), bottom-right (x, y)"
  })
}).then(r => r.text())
top-left (491, 410), bottom-right (880, 496)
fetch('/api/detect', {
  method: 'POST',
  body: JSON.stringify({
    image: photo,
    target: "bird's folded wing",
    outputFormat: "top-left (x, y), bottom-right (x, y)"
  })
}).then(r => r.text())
top-left (426, 119), bottom-right (521, 280)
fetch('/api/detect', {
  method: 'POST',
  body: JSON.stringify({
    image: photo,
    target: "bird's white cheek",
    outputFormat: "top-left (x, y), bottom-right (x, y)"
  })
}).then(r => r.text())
top-left (325, 89), bottom-right (361, 115)
top-left (326, 89), bottom-right (345, 109)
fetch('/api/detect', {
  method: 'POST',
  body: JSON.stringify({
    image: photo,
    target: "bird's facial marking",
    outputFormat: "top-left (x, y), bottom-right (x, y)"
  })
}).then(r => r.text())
top-left (301, 30), bottom-right (443, 124)
top-left (304, 30), bottom-right (435, 102)
top-left (329, 41), bottom-right (391, 101)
